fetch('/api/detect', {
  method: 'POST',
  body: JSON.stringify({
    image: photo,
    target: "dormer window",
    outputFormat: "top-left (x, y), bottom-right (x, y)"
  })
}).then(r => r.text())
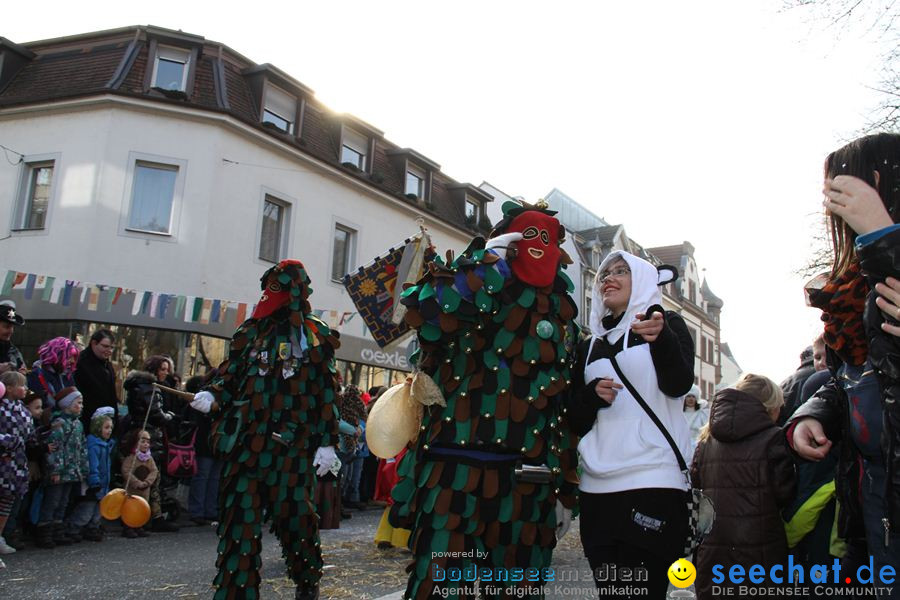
top-left (152, 46), bottom-right (191, 92)
top-left (262, 85), bottom-right (297, 134)
top-left (405, 164), bottom-right (425, 199)
top-left (340, 127), bottom-right (369, 171)
top-left (465, 198), bottom-right (480, 222)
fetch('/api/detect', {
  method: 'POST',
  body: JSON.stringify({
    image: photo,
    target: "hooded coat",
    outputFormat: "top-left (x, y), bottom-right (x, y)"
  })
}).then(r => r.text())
top-left (569, 250), bottom-right (695, 493)
top-left (691, 388), bottom-right (796, 600)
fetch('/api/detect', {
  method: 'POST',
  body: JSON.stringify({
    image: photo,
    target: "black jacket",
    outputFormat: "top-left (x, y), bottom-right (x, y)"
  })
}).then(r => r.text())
top-left (74, 348), bottom-right (119, 431)
top-left (778, 356), bottom-right (815, 426)
top-left (567, 309), bottom-right (695, 437)
top-left (788, 227), bottom-right (900, 534)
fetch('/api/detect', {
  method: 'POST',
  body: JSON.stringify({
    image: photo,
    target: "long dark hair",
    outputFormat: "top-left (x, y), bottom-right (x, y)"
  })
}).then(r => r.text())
top-left (825, 133), bottom-right (900, 279)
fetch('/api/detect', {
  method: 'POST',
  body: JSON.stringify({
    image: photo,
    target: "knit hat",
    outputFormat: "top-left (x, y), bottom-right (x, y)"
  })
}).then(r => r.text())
top-left (55, 386), bottom-right (82, 410)
top-left (91, 406), bottom-right (115, 420)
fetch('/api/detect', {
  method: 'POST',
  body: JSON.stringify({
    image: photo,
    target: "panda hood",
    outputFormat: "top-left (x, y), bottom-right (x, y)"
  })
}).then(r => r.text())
top-left (589, 250), bottom-right (664, 343)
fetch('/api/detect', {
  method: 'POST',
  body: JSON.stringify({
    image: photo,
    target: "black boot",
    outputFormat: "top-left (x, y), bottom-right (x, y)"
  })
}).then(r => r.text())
top-left (295, 586), bottom-right (319, 600)
top-left (51, 523), bottom-right (72, 546)
top-left (150, 517), bottom-right (179, 532)
top-left (4, 530), bottom-right (25, 551)
top-left (35, 525), bottom-right (55, 549)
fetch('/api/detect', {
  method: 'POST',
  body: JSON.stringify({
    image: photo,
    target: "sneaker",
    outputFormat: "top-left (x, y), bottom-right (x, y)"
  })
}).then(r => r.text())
top-left (0, 557), bottom-right (5, 569)
top-left (190, 516), bottom-right (210, 526)
top-left (137, 527), bottom-right (150, 538)
top-left (122, 527), bottom-right (138, 539)
top-left (0, 536), bottom-right (16, 554)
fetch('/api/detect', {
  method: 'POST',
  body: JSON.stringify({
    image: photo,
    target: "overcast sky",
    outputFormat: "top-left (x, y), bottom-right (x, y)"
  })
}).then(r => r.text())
top-left (6, 0), bottom-right (889, 380)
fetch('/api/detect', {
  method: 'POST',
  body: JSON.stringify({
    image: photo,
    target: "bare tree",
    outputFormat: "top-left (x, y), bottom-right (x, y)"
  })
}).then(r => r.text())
top-left (784, 0), bottom-right (900, 132)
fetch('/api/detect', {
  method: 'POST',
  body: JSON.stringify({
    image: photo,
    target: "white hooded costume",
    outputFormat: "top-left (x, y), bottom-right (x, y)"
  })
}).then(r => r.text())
top-left (577, 250), bottom-right (694, 494)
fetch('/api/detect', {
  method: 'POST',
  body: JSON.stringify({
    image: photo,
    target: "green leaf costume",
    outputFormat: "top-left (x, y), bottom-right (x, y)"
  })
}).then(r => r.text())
top-left (389, 205), bottom-right (580, 600)
top-left (208, 260), bottom-right (340, 600)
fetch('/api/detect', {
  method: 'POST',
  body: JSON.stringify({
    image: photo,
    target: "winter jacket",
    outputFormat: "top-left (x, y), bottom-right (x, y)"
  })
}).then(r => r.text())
top-left (45, 411), bottom-right (89, 483)
top-left (121, 453), bottom-right (157, 502)
top-left (74, 348), bottom-right (119, 432)
top-left (121, 371), bottom-right (171, 459)
top-left (0, 397), bottom-right (34, 495)
top-left (788, 226), bottom-right (900, 535)
top-left (691, 388), bottom-right (797, 600)
top-left (86, 434), bottom-right (113, 499)
top-left (778, 355), bottom-right (815, 426)
top-left (26, 362), bottom-right (75, 410)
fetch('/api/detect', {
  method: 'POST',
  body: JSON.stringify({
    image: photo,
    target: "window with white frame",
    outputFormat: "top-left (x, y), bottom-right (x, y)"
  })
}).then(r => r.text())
top-left (127, 161), bottom-right (179, 234)
top-left (262, 85), bottom-right (297, 134)
top-left (259, 195), bottom-right (290, 263)
top-left (152, 46), bottom-right (191, 91)
top-left (341, 127), bottom-right (368, 170)
top-left (331, 224), bottom-right (356, 282)
top-left (13, 161), bottom-right (54, 230)
top-left (465, 198), bottom-right (479, 222)
top-left (405, 164), bottom-right (425, 198)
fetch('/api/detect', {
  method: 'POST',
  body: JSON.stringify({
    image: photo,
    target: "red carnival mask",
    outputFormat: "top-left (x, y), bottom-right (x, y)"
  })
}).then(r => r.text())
top-left (506, 211), bottom-right (561, 287)
top-left (251, 259), bottom-right (303, 319)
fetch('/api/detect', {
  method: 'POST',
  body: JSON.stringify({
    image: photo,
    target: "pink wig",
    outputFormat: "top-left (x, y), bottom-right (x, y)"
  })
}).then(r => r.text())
top-left (38, 337), bottom-right (80, 375)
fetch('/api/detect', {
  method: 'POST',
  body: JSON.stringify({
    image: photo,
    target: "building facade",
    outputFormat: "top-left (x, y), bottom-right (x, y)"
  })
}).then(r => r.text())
top-left (0, 26), bottom-right (494, 388)
top-left (540, 188), bottom-right (739, 401)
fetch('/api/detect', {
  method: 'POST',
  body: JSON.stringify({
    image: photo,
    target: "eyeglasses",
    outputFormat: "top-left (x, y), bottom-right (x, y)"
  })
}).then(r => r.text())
top-left (598, 266), bottom-right (631, 283)
top-left (97, 343), bottom-right (115, 350)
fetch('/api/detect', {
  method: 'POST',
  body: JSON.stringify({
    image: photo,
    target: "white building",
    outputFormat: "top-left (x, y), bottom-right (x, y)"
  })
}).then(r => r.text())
top-left (0, 26), bottom-right (493, 388)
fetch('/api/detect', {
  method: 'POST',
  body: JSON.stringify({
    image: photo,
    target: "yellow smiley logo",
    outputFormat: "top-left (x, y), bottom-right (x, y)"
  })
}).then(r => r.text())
top-left (667, 558), bottom-right (696, 588)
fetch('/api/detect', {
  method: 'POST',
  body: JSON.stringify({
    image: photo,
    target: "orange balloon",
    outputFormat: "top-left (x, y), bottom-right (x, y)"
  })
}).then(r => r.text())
top-left (99, 488), bottom-right (127, 520)
top-left (121, 495), bottom-right (151, 528)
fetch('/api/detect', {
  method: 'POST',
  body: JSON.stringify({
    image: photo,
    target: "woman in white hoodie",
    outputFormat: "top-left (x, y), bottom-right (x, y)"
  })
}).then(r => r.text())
top-left (682, 384), bottom-right (710, 449)
top-left (567, 250), bottom-right (695, 599)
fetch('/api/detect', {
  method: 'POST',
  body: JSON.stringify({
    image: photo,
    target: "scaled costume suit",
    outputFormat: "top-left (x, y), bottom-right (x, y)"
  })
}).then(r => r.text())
top-left (389, 201), bottom-right (581, 600)
top-left (198, 260), bottom-right (340, 600)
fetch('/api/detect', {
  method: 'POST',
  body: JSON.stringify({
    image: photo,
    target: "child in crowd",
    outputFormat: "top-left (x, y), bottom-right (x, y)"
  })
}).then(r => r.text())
top-left (120, 428), bottom-right (157, 538)
top-left (36, 386), bottom-right (89, 548)
top-left (690, 374), bottom-right (797, 600)
top-left (0, 372), bottom-right (34, 560)
top-left (69, 407), bottom-right (115, 542)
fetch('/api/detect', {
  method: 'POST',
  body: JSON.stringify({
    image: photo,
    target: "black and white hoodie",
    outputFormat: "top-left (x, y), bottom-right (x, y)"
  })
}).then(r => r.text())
top-left (568, 250), bottom-right (695, 494)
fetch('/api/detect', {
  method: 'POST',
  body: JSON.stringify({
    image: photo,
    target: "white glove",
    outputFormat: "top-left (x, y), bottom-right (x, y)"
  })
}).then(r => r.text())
top-left (555, 501), bottom-right (572, 541)
top-left (190, 391), bottom-right (215, 414)
top-left (313, 446), bottom-right (338, 477)
top-left (485, 232), bottom-right (524, 260)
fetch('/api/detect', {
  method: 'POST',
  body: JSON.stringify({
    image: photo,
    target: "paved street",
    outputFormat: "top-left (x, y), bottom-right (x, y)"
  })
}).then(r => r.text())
top-left (0, 508), bottom-right (596, 600)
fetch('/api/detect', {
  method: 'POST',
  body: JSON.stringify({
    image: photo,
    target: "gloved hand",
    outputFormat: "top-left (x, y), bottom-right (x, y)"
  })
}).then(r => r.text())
top-left (190, 391), bottom-right (215, 414)
top-left (313, 446), bottom-right (338, 477)
top-left (555, 501), bottom-right (572, 541)
top-left (485, 232), bottom-right (524, 260)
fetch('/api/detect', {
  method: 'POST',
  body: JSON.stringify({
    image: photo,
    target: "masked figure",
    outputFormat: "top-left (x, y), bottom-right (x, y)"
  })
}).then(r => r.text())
top-left (191, 260), bottom-right (341, 600)
top-left (389, 200), bottom-right (580, 600)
